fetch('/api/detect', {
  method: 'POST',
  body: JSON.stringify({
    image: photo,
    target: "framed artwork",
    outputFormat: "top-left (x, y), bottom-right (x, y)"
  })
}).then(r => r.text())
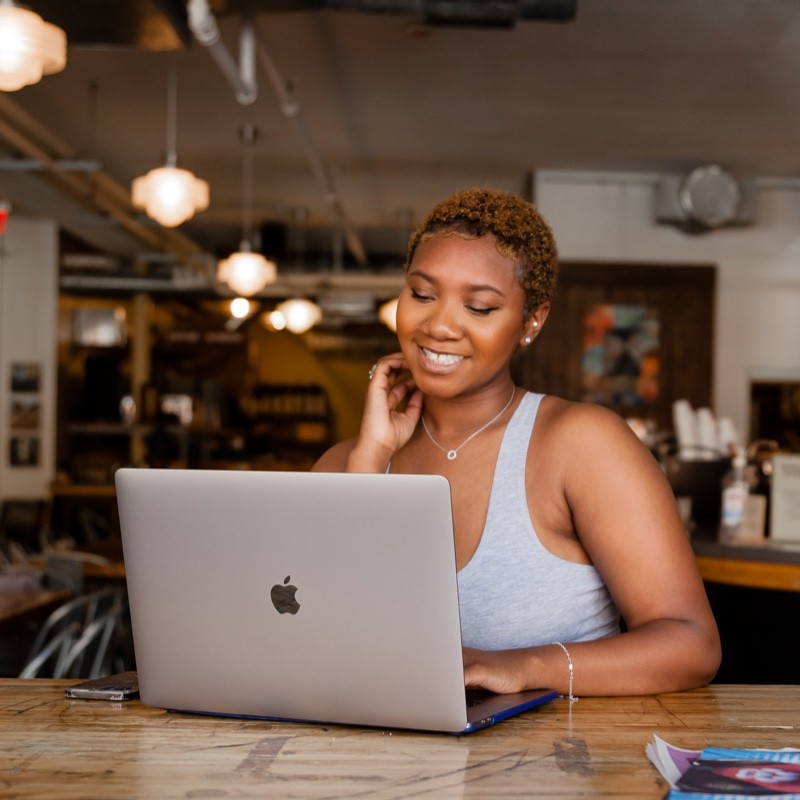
top-left (10, 397), bottom-right (41, 430)
top-left (10, 361), bottom-right (41, 393)
top-left (9, 436), bottom-right (40, 467)
top-left (581, 303), bottom-right (660, 407)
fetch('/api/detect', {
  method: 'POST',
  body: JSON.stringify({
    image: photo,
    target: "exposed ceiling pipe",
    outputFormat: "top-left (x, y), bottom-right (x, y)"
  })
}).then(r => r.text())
top-left (186, 0), bottom-right (257, 105)
top-left (186, 1), bottom-right (366, 265)
top-left (253, 32), bottom-right (367, 266)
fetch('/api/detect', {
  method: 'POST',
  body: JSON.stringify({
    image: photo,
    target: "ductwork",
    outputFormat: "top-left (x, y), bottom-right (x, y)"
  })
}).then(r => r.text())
top-left (186, 0), bottom-right (258, 104)
top-left (187, 0), bottom-right (368, 266)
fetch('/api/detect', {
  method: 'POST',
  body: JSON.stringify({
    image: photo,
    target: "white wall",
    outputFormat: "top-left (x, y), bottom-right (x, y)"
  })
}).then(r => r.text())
top-left (0, 216), bottom-right (59, 501)
top-left (535, 172), bottom-right (800, 442)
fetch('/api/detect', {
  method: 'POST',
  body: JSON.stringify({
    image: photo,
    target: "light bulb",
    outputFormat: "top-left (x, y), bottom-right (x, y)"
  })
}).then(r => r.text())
top-left (229, 297), bottom-right (251, 319)
top-left (378, 297), bottom-right (399, 332)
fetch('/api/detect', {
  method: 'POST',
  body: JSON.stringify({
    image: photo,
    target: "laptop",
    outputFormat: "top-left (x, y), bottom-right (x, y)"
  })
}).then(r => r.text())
top-left (115, 467), bottom-right (557, 734)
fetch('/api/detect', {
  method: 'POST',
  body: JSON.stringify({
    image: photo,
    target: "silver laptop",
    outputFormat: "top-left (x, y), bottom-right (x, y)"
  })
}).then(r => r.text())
top-left (115, 468), bottom-right (557, 734)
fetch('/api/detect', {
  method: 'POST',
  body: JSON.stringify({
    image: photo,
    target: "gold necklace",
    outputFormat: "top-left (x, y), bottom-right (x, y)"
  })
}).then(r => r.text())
top-left (421, 388), bottom-right (516, 461)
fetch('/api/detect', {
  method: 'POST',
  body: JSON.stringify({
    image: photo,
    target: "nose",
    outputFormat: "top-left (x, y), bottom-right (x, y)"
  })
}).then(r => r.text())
top-left (423, 298), bottom-right (461, 339)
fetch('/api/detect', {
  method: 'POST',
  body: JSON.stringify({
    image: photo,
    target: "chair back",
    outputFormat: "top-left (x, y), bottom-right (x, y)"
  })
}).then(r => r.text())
top-left (19, 587), bottom-right (126, 679)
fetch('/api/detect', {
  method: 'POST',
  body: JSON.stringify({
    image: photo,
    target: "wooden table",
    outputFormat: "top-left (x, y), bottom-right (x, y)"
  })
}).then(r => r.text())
top-left (0, 588), bottom-right (70, 625)
top-left (1, 681), bottom-right (798, 798)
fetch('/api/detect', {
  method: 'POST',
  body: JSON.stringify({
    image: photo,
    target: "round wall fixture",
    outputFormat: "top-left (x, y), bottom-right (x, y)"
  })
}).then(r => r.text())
top-left (678, 165), bottom-right (741, 228)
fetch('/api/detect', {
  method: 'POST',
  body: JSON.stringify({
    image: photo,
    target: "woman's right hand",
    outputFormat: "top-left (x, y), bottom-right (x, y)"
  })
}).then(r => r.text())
top-left (346, 353), bottom-right (423, 472)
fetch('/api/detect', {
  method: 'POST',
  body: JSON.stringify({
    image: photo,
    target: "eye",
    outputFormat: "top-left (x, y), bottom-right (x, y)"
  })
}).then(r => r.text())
top-left (410, 288), bottom-right (433, 302)
top-left (467, 305), bottom-right (498, 316)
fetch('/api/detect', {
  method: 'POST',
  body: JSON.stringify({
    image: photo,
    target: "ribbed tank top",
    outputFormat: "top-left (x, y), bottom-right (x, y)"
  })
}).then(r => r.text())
top-left (457, 391), bottom-right (620, 650)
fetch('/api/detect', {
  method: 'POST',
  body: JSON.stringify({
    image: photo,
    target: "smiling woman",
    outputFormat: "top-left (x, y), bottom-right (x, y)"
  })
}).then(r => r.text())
top-left (312, 188), bottom-right (721, 699)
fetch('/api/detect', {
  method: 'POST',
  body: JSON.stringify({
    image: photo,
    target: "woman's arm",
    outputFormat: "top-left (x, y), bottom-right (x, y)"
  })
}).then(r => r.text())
top-left (464, 402), bottom-right (721, 696)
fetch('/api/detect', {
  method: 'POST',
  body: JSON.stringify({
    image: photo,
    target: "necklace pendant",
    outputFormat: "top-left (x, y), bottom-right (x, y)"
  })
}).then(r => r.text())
top-left (446, 450), bottom-right (458, 461)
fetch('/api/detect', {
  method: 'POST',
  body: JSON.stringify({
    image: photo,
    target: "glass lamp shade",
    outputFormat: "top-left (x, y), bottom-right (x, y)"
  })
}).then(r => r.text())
top-left (378, 297), bottom-right (399, 332)
top-left (276, 298), bottom-right (322, 334)
top-left (217, 250), bottom-right (277, 297)
top-left (131, 166), bottom-right (210, 228)
top-left (0, 4), bottom-right (66, 92)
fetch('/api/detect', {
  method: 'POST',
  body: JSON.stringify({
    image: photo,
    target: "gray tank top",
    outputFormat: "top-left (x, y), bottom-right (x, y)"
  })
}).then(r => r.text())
top-left (457, 391), bottom-right (620, 650)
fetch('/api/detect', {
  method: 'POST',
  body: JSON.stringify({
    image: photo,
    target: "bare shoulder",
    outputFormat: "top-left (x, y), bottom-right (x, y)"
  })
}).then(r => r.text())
top-left (535, 395), bottom-right (639, 453)
top-left (531, 395), bottom-right (665, 503)
top-left (311, 438), bottom-right (358, 472)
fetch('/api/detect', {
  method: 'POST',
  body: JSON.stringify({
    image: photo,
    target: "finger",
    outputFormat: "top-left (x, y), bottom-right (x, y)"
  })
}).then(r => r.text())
top-left (386, 376), bottom-right (418, 409)
top-left (405, 388), bottom-right (423, 413)
top-left (371, 353), bottom-right (407, 374)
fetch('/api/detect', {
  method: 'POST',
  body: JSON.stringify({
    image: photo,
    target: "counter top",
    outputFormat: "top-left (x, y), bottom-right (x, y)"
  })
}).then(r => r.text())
top-left (2, 680), bottom-right (799, 798)
top-left (690, 528), bottom-right (800, 592)
top-left (692, 527), bottom-right (800, 564)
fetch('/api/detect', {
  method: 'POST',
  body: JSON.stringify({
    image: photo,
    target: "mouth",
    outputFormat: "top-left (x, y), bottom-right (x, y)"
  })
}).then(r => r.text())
top-left (419, 346), bottom-right (465, 370)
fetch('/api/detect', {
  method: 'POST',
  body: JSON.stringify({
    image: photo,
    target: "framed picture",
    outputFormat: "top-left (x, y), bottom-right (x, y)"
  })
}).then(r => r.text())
top-left (9, 436), bottom-right (40, 467)
top-left (10, 362), bottom-right (41, 393)
top-left (581, 303), bottom-right (660, 408)
top-left (10, 397), bottom-right (41, 430)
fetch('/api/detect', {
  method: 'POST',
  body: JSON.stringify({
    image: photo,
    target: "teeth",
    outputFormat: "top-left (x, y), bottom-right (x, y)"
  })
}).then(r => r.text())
top-left (422, 348), bottom-right (463, 366)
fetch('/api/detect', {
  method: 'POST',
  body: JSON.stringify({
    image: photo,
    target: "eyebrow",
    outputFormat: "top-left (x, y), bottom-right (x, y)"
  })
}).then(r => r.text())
top-left (407, 268), bottom-right (508, 298)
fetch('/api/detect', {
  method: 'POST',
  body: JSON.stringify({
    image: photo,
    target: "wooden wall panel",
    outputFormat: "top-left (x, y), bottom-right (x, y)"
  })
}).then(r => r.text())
top-left (515, 262), bottom-right (716, 430)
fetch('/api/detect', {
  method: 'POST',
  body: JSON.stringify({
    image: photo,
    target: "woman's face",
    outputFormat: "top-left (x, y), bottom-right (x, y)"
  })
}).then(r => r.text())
top-left (396, 232), bottom-right (538, 399)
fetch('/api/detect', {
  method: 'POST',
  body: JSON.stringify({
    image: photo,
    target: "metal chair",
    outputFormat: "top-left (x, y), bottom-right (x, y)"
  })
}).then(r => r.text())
top-left (19, 587), bottom-right (126, 679)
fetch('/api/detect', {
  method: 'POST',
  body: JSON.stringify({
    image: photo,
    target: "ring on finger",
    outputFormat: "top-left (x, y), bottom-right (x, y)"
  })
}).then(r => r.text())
top-left (368, 363), bottom-right (378, 381)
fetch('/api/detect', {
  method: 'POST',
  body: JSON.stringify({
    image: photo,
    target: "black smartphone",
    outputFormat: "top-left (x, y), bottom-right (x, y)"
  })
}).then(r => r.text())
top-left (64, 671), bottom-right (139, 701)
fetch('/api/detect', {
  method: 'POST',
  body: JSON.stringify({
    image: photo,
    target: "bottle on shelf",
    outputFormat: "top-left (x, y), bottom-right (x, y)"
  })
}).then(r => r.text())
top-left (719, 446), bottom-right (766, 544)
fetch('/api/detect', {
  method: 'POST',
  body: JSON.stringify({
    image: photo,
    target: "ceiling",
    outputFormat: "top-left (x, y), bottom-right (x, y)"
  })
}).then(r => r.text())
top-left (2, 0), bottom-right (800, 295)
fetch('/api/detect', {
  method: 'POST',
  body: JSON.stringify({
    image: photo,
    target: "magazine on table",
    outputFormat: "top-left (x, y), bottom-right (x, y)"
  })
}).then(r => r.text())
top-left (646, 735), bottom-right (800, 799)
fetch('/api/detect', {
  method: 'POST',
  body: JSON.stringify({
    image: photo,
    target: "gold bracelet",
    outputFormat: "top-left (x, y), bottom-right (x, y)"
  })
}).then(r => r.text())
top-left (553, 641), bottom-right (577, 703)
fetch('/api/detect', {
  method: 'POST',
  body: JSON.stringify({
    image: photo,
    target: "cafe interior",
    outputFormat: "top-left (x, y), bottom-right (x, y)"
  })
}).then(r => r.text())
top-left (1, 0), bottom-right (800, 686)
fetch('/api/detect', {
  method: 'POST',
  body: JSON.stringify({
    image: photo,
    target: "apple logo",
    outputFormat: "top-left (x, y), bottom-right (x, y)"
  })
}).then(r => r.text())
top-left (270, 575), bottom-right (300, 614)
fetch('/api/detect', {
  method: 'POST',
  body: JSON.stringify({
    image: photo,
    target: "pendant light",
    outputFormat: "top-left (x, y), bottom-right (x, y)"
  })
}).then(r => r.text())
top-left (275, 298), bottom-right (322, 334)
top-left (217, 124), bottom-right (276, 296)
top-left (132, 68), bottom-right (209, 228)
top-left (378, 297), bottom-right (399, 332)
top-left (0, 0), bottom-right (66, 92)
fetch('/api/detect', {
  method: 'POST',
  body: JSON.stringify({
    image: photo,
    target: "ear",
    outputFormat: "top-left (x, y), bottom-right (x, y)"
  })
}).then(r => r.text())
top-left (520, 303), bottom-right (550, 347)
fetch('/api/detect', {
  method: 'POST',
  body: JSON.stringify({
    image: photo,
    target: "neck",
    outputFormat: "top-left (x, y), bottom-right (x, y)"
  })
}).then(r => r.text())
top-left (422, 383), bottom-right (517, 438)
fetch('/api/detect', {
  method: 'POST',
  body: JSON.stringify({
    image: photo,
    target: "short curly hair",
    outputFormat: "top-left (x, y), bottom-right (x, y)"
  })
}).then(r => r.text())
top-left (405, 188), bottom-right (559, 317)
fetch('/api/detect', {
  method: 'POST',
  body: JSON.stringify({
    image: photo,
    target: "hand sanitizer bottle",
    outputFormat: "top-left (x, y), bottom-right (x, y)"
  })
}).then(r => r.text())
top-left (721, 448), bottom-right (748, 532)
top-left (720, 447), bottom-right (766, 542)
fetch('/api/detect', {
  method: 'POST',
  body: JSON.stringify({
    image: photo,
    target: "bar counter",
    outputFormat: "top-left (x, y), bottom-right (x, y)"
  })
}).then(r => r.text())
top-left (2, 680), bottom-right (798, 798)
top-left (691, 528), bottom-right (800, 592)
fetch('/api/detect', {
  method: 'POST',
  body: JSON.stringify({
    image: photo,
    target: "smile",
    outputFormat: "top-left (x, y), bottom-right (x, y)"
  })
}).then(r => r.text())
top-left (421, 347), bottom-right (464, 367)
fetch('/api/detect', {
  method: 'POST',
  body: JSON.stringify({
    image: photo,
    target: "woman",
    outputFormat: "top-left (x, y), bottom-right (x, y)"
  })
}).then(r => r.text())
top-left (314, 188), bottom-right (721, 698)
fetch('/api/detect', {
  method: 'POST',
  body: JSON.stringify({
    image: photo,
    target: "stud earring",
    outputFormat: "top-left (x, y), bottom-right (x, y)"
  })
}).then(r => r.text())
top-left (532, 320), bottom-right (539, 328)
top-left (523, 336), bottom-right (533, 346)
